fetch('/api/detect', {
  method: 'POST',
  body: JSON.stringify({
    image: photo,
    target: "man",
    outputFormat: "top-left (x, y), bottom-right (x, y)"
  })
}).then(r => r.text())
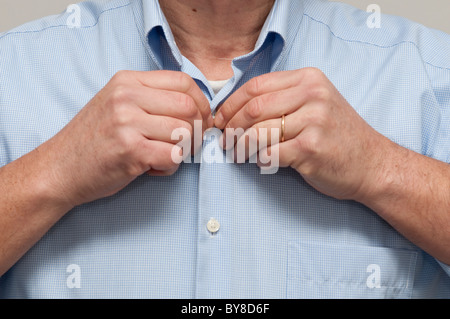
top-left (0, 0), bottom-right (449, 298)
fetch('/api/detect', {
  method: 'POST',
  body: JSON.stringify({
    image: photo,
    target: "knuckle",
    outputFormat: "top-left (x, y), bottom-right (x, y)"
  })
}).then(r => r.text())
top-left (246, 76), bottom-right (262, 97)
top-left (111, 70), bottom-right (132, 84)
top-left (114, 134), bottom-right (142, 176)
top-left (126, 162), bottom-right (145, 177)
top-left (300, 68), bottom-right (332, 101)
top-left (293, 136), bottom-right (321, 176)
top-left (165, 117), bottom-right (193, 136)
top-left (298, 161), bottom-right (317, 179)
top-left (178, 94), bottom-right (198, 118)
top-left (116, 129), bottom-right (135, 153)
top-left (245, 97), bottom-right (263, 119)
top-left (309, 85), bottom-right (332, 102)
top-left (219, 102), bottom-right (233, 120)
top-left (110, 102), bottom-right (132, 127)
top-left (109, 84), bottom-right (133, 106)
top-left (306, 132), bottom-right (322, 153)
top-left (174, 121), bottom-right (193, 138)
top-left (301, 67), bottom-right (325, 81)
top-left (246, 125), bottom-right (260, 145)
top-left (181, 120), bottom-right (194, 135)
top-left (150, 144), bottom-right (179, 170)
top-left (175, 72), bottom-right (193, 92)
top-left (295, 131), bottom-right (321, 157)
top-left (126, 141), bottom-right (155, 176)
top-left (161, 117), bottom-right (177, 133)
top-left (309, 104), bottom-right (333, 128)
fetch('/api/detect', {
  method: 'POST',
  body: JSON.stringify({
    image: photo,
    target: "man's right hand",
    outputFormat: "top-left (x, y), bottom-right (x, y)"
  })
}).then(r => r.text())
top-left (43, 70), bottom-right (212, 209)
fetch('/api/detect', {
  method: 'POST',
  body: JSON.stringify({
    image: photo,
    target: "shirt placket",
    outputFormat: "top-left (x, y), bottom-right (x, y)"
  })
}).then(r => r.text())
top-left (194, 127), bottom-right (232, 298)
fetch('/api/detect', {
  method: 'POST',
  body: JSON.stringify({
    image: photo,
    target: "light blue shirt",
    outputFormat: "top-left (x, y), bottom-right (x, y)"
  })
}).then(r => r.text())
top-left (1, 0), bottom-right (450, 299)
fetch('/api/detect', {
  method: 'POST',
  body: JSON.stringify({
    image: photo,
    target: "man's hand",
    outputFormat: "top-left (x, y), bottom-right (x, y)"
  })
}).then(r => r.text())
top-left (215, 67), bottom-right (450, 264)
top-left (214, 68), bottom-right (388, 201)
top-left (45, 70), bottom-right (213, 208)
top-left (0, 70), bottom-right (213, 275)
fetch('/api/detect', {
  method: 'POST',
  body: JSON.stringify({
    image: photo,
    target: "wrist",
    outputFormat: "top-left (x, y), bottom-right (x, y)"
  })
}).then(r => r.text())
top-left (28, 143), bottom-right (77, 214)
top-left (352, 137), bottom-right (409, 214)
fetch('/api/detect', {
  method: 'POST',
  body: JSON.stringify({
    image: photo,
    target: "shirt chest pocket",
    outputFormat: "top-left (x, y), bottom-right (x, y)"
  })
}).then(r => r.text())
top-left (287, 242), bottom-right (418, 299)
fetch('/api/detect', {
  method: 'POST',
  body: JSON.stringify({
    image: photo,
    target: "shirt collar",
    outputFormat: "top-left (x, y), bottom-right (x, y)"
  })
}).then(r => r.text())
top-left (254, 0), bottom-right (304, 54)
top-left (139, 0), bottom-right (304, 68)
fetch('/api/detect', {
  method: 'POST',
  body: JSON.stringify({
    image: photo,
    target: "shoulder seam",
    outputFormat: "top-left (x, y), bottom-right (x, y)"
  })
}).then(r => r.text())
top-left (0, 2), bottom-right (132, 41)
top-left (303, 13), bottom-right (450, 72)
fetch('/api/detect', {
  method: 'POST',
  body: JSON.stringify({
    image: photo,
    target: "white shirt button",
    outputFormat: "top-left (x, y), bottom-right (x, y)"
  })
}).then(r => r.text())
top-left (207, 218), bottom-right (220, 234)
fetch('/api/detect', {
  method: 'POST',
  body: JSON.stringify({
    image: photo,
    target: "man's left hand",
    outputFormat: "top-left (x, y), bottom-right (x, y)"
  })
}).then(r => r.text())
top-left (214, 68), bottom-right (392, 201)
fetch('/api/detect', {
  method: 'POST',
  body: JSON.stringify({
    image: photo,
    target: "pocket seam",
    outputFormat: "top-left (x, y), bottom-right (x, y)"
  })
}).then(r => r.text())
top-left (287, 241), bottom-right (418, 298)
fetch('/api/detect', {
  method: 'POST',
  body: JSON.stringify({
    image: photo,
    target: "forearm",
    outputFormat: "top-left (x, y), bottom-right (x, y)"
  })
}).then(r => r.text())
top-left (359, 139), bottom-right (450, 264)
top-left (0, 143), bottom-right (73, 276)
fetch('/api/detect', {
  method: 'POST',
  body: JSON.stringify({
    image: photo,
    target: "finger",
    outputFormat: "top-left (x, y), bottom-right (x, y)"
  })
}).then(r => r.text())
top-left (269, 139), bottom-right (298, 168)
top-left (215, 70), bottom-right (305, 129)
top-left (129, 107), bottom-right (202, 156)
top-left (134, 112), bottom-right (193, 144)
top-left (220, 87), bottom-right (308, 148)
top-left (139, 139), bottom-right (184, 172)
top-left (129, 86), bottom-right (207, 133)
top-left (233, 112), bottom-right (303, 161)
top-left (132, 70), bottom-right (213, 128)
top-left (256, 139), bottom-right (296, 172)
top-left (221, 96), bottom-right (309, 151)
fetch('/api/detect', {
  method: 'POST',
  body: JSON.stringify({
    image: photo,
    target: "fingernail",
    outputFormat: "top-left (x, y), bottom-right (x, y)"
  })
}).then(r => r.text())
top-left (215, 112), bottom-right (224, 128)
top-left (208, 114), bottom-right (214, 128)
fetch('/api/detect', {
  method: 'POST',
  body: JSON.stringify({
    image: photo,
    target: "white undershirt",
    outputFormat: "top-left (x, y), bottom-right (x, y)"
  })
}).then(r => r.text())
top-left (208, 79), bottom-right (230, 95)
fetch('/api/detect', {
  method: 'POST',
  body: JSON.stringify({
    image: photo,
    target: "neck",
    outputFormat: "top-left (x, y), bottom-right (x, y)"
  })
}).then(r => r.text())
top-left (159, 0), bottom-right (275, 80)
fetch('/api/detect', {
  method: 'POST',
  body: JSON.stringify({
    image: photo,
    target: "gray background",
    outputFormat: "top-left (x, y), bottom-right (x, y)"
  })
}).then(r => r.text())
top-left (1, 0), bottom-right (450, 33)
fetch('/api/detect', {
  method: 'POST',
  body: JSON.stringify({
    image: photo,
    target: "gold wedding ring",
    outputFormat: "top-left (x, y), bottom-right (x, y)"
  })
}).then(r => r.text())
top-left (281, 114), bottom-right (285, 142)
